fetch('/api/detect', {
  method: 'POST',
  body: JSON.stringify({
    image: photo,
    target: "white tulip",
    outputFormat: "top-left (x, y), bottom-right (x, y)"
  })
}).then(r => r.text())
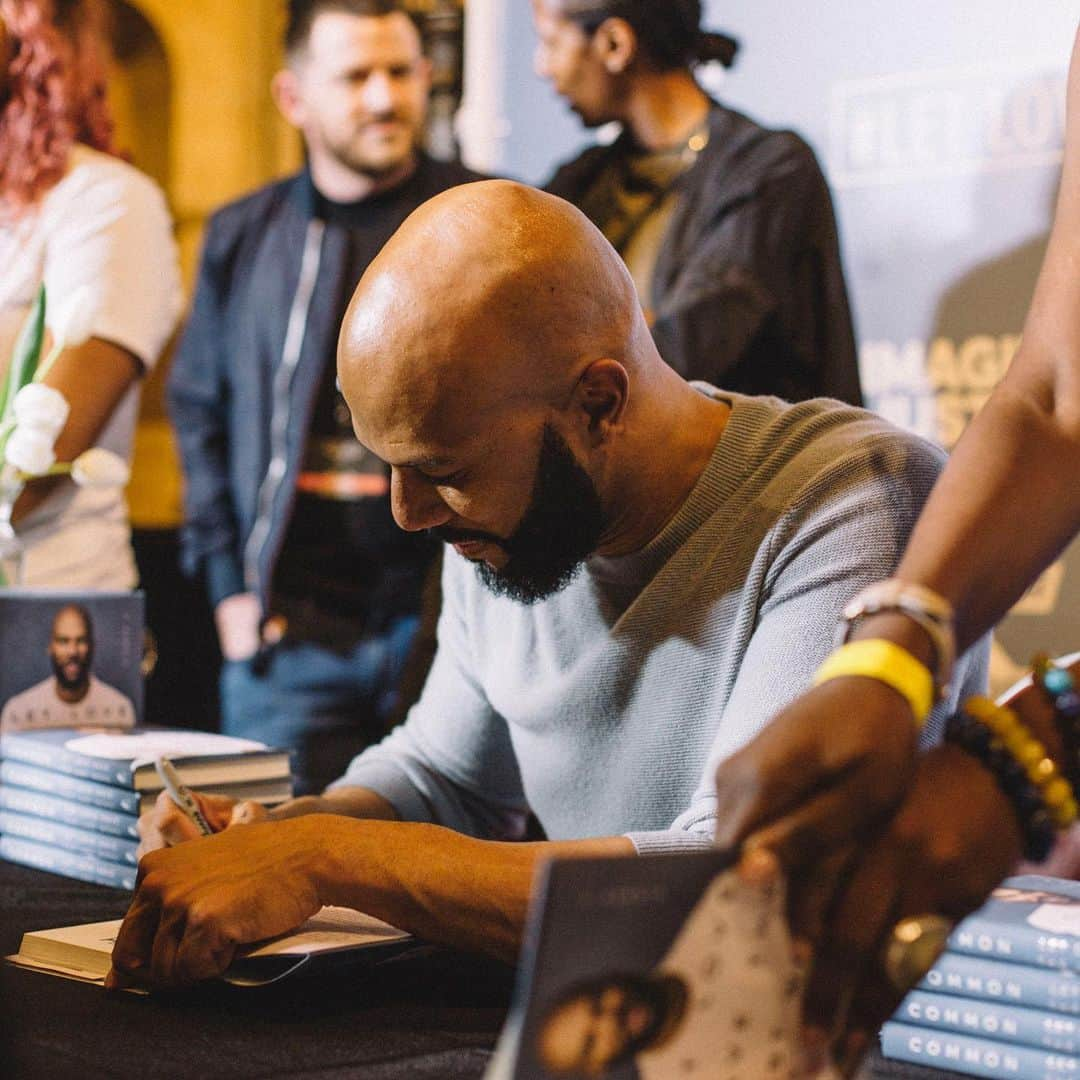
top-left (71, 448), bottom-right (130, 488)
top-left (12, 383), bottom-right (70, 438)
top-left (5, 426), bottom-right (57, 476)
top-left (47, 284), bottom-right (99, 348)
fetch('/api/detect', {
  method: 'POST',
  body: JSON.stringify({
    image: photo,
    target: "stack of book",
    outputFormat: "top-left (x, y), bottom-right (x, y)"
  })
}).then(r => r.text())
top-left (0, 727), bottom-right (292, 890)
top-left (882, 874), bottom-right (1080, 1079)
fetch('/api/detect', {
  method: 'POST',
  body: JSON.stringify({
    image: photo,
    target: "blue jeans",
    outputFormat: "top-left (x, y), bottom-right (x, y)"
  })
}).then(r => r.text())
top-left (220, 615), bottom-right (419, 796)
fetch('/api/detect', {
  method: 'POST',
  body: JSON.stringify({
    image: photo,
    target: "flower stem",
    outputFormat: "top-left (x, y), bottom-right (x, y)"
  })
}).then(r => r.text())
top-left (32, 340), bottom-right (64, 383)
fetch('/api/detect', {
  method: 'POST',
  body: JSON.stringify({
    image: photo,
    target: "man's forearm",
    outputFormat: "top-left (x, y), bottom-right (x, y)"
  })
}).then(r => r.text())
top-left (307, 815), bottom-right (633, 962)
top-left (268, 785), bottom-right (402, 822)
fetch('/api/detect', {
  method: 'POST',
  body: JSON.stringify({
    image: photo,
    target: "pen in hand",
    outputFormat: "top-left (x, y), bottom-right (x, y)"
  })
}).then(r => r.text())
top-left (154, 756), bottom-right (214, 837)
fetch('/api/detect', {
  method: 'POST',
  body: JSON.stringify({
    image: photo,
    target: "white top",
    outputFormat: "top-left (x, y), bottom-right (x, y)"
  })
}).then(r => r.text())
top-left (0, 674), bottom-right (135, 732)
top-left (0, 144), bottom-right (183, 588)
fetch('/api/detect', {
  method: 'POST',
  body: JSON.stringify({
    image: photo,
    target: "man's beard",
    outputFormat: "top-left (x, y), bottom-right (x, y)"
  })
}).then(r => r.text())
top-left (51, 653), bottom-right (90, 693)
top-left (325, 118), bottom-right (419, 181)
top-left (432, 425), bottom-right (606, 605)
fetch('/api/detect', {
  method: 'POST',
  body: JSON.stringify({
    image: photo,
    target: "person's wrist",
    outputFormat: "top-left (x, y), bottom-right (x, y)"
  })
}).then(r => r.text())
top-left (841, 581), bottom-right (955, 698)
top-left (298, 814), bottom-right (367, 909)
top-left (849, 610), bottom-right (938, 673)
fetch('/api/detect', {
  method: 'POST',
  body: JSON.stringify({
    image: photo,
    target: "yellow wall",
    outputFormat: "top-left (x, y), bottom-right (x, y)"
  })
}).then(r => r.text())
top-left (111, 1), bottom-right (461, 528)
top-left (110, 0), bottom-right (302, 528)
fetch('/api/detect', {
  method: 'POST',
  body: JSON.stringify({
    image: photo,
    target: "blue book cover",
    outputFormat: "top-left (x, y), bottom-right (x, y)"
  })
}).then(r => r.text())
top-left (881, 1020), bottom-right (1080, 1079)
top-left (0, 834), bottom-right (136, 891)
top-left (897, 990), bottom-right (1080, 1054)
top-left (0, 808), bottom-right (138, 865)
top-left (922, 953), bottom-right (1080, 1015)
top-left (947, 875), bottom-right (1080, 971)
top-left (0, 760), bottom-right (145, 814)
top-left (0, 726), bottom-right (289, 791)
top-left (0, 591), bottom-right (143, 728)
top-left (0, 785), bottom-right (139, 839)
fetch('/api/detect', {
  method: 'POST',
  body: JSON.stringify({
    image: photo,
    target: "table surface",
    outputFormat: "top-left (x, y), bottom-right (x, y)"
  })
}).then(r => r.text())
top-left (0, 859), bottom-right (967, 1080)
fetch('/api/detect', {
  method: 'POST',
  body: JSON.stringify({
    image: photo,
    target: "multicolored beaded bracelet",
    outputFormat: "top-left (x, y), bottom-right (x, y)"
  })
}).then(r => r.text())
top-left (945, 696), bottom-right (1078, 862)
top-left (1032, 654), bottom-right (1080, 788)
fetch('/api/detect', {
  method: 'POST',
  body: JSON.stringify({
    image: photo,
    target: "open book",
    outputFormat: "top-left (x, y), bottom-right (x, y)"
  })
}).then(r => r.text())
top-left (7, 905), bottom-right (415, 988)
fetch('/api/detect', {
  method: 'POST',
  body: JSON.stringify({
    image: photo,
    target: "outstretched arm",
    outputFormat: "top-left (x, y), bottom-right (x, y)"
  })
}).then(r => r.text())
top-left (893, 28), bottom-right (1080, 649)
top-left (110, 817), bottom-right (631, 988)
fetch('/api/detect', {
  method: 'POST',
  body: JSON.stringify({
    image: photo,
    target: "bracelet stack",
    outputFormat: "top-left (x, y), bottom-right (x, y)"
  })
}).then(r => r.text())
top-left (1032, 653), bottom-right (1080, 790)
top-left (945, 695), bottom-right (1078, 862)
top-left (839, 579), bottom-right (956, 700)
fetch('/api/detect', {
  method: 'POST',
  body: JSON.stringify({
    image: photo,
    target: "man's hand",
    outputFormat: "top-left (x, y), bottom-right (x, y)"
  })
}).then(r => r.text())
top-left (137, 789), bottom-right (268, 857)
top-left (214, 591), bottom-right (262, 661)
top-left (802, 744), bottom-right (1021, 1074)
top-left (109, 816), bottom-right (326, 990)
top-left (713, 675), bottom-right (918, 868)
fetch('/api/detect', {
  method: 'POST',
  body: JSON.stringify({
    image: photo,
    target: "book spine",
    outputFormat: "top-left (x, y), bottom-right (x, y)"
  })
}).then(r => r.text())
top-left (898, 990), bottom-right (1080, 1054)
top-left (0, 785), bottom-right (139, 839)
top-left (881, 1021), bottom-right (1080, 1079)
top-left (953, 914), bottom-right (1080, 972)
top-left (922, 953), bottom-right (1080, 1016)
top-left (0, 760), bottom-right (141, 815)
top-left (0, 809), bottom-right (138, 865)
top-left (0, 733), bottom-right (132, 786)
top-left (0, 835), bottom-right (136, 891)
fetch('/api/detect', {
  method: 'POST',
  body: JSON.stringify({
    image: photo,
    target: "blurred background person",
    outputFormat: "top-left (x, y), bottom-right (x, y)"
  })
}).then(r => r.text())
top-left (0, 0), bottom-right (182, 588)
top-left (535, 0), bottom-right (861, 405)
top-left (167, 0), bottom-right (482, 794)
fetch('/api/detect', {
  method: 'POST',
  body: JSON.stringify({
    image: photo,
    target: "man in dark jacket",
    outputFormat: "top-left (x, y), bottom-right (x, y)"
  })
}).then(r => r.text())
top-left (168, 0), bottom-right (482, 793)
top-left (535, 0), bottom-right (862, 405)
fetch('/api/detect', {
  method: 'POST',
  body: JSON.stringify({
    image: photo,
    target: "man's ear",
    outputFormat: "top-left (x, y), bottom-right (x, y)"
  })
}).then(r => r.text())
top-left (572, 358), bottom-right (630, 444)
top-left (590, 16), bottom-right (638, 76)
top-left (271, 68), bottom-right (305, 129)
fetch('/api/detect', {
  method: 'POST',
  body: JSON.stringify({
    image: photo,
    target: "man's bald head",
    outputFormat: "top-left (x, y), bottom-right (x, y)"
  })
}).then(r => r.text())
top-left (339, 180), bottom-right (652, 447)
top-left (335, 180), bottom-right (708, 603)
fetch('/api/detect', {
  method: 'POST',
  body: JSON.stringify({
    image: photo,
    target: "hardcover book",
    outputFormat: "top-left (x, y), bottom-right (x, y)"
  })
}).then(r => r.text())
top-left (7, 905), bottom-right (416, 987)
top-left (0, 591), bottom-right (144, 731)
top-left (0, 781), bottom-right (141, 837)
top-left (0, 808), bottom-right (138, 865)
top-left (0, 727), bottom-right (290, 791)
top-left (920, 952), bottom-right (1080, 1016)
top-left (881, 1019), bottom-right (1080, 1080)
top-left (947, 875), bottom-right (1080, 972)
top-left (486, 849), bottom-right (812, 1080)
top-left (0, 834), bottom-right (137, 890)
top-left (897, 989), bottom-right (1080, 1054)
top-left (0, 776), bottom-right (291, 837)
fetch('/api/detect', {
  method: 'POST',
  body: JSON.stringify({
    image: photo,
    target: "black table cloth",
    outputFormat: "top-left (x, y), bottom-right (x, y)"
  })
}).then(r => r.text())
top-left (0, 858), bottom-right (969, 1079)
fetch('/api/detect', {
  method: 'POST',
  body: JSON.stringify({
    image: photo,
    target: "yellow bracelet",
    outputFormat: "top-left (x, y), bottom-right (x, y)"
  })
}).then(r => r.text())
top-left (813, 639), bottom-right (934, 728)
top-left (963, 696), bottom-right (1079, 830)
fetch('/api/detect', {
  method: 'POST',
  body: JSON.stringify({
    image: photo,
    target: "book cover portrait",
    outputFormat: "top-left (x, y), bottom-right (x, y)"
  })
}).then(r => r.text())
top-left (0, 591), bottom-right (144, 733)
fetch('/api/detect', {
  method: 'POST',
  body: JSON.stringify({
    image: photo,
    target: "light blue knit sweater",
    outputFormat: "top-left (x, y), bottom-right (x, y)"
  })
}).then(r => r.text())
top-left (332, 391), bottom-right (988, 853)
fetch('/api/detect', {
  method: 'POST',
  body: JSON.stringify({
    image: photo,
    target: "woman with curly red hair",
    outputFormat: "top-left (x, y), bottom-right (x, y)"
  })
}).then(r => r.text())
top-left (0, 0), bottom-right (181, 588)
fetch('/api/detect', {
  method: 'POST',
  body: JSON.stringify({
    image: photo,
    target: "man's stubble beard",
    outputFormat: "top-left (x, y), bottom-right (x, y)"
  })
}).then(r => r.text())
top-left (323, 117), bottom-right (422, 183)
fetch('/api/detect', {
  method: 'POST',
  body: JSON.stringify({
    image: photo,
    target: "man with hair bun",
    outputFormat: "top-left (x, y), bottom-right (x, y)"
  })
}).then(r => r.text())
top-left (535, 0), bottom-right (862, 405)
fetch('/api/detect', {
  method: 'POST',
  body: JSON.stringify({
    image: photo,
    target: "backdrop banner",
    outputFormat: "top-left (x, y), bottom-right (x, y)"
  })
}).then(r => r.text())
top-left (499, 1), bottom-right (1078, 686)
